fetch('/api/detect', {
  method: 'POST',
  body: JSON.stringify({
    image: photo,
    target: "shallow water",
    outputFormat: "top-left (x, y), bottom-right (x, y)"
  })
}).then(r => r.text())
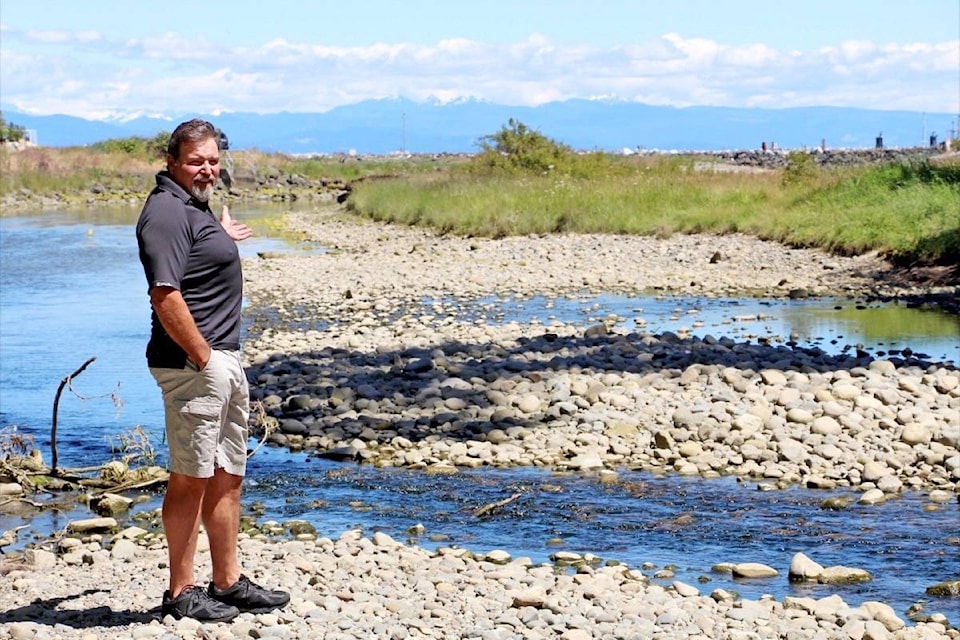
top-left (239, 450), bottom-right (959, 618)
top-left (0, 206), bottom-right (957, 623)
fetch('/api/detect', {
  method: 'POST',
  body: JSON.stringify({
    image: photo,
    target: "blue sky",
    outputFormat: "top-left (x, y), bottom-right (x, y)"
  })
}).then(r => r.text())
top-left (1, 0), bottom-right (957, 120)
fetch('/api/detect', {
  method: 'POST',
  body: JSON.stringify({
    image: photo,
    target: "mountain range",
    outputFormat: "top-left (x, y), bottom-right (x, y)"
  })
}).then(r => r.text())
top-left (3, 98), bottom-right (956, 155)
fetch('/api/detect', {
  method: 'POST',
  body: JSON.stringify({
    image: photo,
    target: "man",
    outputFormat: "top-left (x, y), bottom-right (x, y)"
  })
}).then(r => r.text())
top-left (137, 119), bottom-right (290, 622)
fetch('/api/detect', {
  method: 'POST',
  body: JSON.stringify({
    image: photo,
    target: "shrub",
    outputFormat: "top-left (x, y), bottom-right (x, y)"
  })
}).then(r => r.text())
top-left (0, 112), bottom-right (26, 143)
top-left (471, 119), bottom-right (570, 174)
top-left (468, 119), bottom-right (617, 179)
top-left (150, 131), bottom-right (171, 158)
top-left (783, 151), bottom-right (818, 185)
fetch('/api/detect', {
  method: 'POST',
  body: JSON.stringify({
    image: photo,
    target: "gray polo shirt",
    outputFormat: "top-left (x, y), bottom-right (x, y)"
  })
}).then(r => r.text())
top-left (136, 171), bottom-right (242, 368)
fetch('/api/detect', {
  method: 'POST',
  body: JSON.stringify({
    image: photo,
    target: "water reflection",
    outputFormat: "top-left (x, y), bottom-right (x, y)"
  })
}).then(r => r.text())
top-left (456, 294), bottom-right (959, 364)
top-left (783, 303), bottom-right (960, 357)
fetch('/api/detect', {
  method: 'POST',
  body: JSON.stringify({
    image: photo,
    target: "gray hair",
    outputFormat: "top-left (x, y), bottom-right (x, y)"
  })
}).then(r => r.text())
top-left (167, 119), bottom-right (218, 161)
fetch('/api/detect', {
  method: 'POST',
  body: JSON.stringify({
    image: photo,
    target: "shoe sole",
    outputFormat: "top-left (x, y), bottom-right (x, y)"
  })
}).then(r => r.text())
top-left (162, 608), bottom-right (239, 623)
top-left (237, 605), bottom-right (285, 614)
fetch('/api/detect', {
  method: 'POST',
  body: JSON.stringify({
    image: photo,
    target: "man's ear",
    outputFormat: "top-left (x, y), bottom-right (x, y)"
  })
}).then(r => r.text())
top-left (166, 153), bottom-right (175, 171)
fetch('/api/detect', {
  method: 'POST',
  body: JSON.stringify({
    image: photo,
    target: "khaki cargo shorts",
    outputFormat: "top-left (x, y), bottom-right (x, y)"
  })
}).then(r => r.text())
top-left (150, 349), bottom-right (250, 478)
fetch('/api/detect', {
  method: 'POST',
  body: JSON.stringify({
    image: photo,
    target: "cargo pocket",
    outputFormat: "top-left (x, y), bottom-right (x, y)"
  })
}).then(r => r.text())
top-left (178, 398), bottom-right (221, 421)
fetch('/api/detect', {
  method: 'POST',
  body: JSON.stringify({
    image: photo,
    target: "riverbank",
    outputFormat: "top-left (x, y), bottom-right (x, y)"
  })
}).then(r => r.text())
top-left (1, 205), bottom-right (957, 639)
top-left (241, 206), bottom-right (958, 492)
top-left (2, 523), bottom-right (955, 640)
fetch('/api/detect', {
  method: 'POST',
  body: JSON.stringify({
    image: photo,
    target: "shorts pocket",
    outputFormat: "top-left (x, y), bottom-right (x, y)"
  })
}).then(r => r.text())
top-left (179, 398), bottom-right (221, 420)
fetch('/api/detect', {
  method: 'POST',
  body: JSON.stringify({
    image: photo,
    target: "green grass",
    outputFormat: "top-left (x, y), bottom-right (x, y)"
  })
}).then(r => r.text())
top-left (757, 162), bottom-right (960, 259)
top-left (349, 156), bottom-right (960, 263)
top-left (241, 152), bottom-right (458, 183)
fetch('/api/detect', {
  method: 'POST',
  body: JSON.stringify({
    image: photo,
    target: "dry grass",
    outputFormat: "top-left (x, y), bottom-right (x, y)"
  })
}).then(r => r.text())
top-left (3, 146), bottom-right (159, 176)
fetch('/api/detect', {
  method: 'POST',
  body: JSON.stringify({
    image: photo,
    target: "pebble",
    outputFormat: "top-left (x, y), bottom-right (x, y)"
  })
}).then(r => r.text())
top-left (4, 208), bottom-right (956, 639)
top-left (239, 210), bottom-right (958, 497)
top-left (1, 530), bottom-right (954, 639)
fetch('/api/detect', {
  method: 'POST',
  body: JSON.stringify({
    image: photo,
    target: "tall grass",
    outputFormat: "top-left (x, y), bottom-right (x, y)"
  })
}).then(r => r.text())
top-left (349, 157), bottom-right (959, 262)
top-left (233, 150), bottom-right (457, 183)
top-left (754, 162), bottom-right (959, 259)
top-left (0, 146), bottom-right (158, 196)
top-left (351, 167), bottom-right (779, 238)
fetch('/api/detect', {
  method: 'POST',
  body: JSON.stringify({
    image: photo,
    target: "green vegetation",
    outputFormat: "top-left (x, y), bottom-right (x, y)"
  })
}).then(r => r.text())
top-left (468, 119), bottom-right (621, 179)
top-left (782, 151), bottom-right (818, 186)
top-left (762, 160), bottom-right (960, 259)
top-left (0, 143), bottom-right (159, 196)
top-left (89, 133), bottom-right (170, 159)
top-left (348, 121), bottom-right (960, 264)
top-left (240, 151), bottom-right (451, 182)
top-left (2, 120), bottom-right (957, 265)
top-left (0, 111), bottom-right (26, 142)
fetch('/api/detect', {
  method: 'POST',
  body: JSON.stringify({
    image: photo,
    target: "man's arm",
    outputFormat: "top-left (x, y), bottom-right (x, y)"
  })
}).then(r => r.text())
top-left (150, 286), bottom-right (212, 369)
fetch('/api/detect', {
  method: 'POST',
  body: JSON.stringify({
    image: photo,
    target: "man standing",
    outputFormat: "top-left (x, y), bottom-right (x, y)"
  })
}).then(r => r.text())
top-left (137, 119), bottom-right (290, 622)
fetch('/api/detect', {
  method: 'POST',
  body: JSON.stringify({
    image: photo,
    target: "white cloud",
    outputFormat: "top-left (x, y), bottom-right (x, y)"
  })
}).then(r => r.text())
top-left (0, 28), bottom-right (956, 120)
top-left (24, 28), bottom-right (101, 44)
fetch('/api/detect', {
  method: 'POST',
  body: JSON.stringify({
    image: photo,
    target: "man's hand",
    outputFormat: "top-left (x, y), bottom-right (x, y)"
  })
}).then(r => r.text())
top-left (150, 286), bottom-right (212, 369)
top-left (219, 205), bottom-right (253, 242)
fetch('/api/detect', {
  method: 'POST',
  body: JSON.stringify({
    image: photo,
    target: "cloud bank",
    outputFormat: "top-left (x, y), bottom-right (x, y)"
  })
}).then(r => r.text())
top-left (1, 25), bottom-right (956, 120)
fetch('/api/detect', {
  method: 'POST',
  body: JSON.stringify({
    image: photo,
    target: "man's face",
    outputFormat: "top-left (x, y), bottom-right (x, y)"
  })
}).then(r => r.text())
top-left (168, 137), bottom-right (220, 202)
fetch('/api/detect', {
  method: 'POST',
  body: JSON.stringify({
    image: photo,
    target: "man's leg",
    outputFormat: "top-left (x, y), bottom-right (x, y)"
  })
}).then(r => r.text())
top-left (204, 465), bottom-right (291, 613)
top-left (163, 471), bottom-right (207, 596)
top-left (204, 467), bottom-right (243, 590)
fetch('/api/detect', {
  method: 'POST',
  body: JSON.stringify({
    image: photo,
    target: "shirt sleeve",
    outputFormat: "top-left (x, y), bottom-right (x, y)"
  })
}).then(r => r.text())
top-left (136, 191), bottom-right (193, 292)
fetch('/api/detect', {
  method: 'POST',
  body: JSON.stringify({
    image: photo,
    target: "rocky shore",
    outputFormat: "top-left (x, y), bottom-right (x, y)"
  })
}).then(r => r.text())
top-left (1, 206), bottom-right (958, 640)
top-left (241, 207), bottom-right (958, 492)
top-left (2, 523), bottom-right (956, 640)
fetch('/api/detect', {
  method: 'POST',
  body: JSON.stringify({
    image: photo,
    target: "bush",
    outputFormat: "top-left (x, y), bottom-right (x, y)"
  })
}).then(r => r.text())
top-left (918, 160), bottom-right (960, 186)
top-left (0, 111), bottom-right (26, 143)
top-left (782, 151), bottom-right (818, 185)
top-left (471, 119), bottom-right (570, 174)
top-left (150, 131), bottom-right (171, 158)
top-left (89, 135), bottom-right (169, 159)
top-left (468, 119), bottom-right (617, 179)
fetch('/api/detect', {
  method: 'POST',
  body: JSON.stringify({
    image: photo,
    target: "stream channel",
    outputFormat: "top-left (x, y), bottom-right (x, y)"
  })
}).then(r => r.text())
top-left (0, 203), bottom-right (957, 623)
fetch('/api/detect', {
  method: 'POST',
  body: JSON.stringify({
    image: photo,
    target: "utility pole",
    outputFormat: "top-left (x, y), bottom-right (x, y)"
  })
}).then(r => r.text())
top-left (401, 112), bottom-right (407, 154)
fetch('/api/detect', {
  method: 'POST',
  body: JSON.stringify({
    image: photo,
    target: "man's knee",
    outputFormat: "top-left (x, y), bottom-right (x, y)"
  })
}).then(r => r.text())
top-left (167, 471), bottom-right (209, 494)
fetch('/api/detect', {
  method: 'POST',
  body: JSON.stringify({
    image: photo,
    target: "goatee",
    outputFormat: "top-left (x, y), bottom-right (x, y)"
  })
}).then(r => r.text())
top-left (191, 183), bottom-right (215, 202)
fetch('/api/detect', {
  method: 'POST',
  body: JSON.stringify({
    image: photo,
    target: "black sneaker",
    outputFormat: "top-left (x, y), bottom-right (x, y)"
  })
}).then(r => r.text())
top-left (208, 574), bottom-right (290, 613)
top-left (162, 585), bottom-right (240, 622)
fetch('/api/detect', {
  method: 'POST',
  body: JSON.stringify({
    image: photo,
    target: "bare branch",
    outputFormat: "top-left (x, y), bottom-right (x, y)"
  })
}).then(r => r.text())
top-left (473, 491), bottom-right (523, 518)
top-left (51, 357), bottom-right (97, 474)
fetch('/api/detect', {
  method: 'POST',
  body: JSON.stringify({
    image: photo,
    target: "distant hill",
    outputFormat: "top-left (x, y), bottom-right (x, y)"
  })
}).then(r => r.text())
top-left (3, 98), bottom-right (955, 154)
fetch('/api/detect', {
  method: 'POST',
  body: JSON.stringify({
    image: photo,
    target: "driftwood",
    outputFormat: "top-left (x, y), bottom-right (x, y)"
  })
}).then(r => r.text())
top-left (88, 475), bottom-right (166, 496)
top-left (473, 491), bottom-right (523, 518)
top-left (51, 356), bottom-right (97, 474)
top-left (246, 400), bottom-right (274, 459)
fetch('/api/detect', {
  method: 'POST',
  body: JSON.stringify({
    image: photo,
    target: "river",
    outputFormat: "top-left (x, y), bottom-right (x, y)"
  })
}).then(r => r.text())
top-left (0, 204), bottom-right (957, 624)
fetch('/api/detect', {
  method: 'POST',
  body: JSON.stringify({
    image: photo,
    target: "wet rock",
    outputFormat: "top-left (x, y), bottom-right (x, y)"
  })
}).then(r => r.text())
top-left (818, 565), bottom-right (872, 584)
top-left (925, 580), bottom-right (960, 597)
top-left (66, 517), bottom-right (118, 534)
top-left (731, 562), bottom-right (778, 578)
top-left (285, 519), bottom-right (317, 537)
top-left (0, 482), bottom-right (23, 496)
top-left (788, 553), bottom-right (824, 581)
top-left (90, 493), bottom-right (133, 517)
